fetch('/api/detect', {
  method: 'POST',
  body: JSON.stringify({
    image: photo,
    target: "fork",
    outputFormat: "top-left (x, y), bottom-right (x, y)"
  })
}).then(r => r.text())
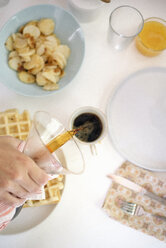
top-left (120, 200), bottom-right (166, 221)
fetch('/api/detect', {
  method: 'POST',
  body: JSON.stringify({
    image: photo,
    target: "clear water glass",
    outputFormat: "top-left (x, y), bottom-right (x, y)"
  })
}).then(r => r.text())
top-left (108, 5), bottom-right (144, 50)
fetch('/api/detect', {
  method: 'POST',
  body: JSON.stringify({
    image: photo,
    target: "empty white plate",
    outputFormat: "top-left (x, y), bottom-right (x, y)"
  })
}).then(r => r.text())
top-left (107, 67), bottom-right (166, 171)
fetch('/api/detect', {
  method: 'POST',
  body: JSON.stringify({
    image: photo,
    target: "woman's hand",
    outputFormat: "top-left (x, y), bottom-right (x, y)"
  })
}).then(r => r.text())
top-left (0, 136), bottom-right (50, 207)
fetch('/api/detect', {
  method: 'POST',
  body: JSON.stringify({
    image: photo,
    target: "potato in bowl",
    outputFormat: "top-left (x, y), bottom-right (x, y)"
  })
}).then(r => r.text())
top-left (0, 4), bottom-right (85, 97)
top-left (5, 18), bottom-right (70, 91)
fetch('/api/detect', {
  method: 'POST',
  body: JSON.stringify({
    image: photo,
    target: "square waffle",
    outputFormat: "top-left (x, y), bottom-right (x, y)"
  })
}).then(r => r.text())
top-left (24, 175), bottom-right (64, 207)
top-left (0, 109), bottom-right (31, 140)
top-left (0, 109), bottom-right (64, 207)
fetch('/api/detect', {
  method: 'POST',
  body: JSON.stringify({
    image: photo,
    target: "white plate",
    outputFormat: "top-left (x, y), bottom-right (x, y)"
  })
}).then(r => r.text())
top-left (0, 205), bottom-right (56, 235)
top-left (0, 149), bottom-right (66, 235)
top-left (107, 67), bottom-right (166, 171)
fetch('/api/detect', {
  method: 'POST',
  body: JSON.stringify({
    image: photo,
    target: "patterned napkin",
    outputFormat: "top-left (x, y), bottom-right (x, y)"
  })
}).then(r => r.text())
top-left (103, 161), bottom-right (166, 242)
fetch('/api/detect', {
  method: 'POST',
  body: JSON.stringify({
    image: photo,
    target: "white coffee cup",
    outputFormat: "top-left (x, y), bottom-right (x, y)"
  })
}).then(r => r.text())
top-left (69, 106), bottom-right (107, 155)
top-left (68, 0), bottom-right (105, 23)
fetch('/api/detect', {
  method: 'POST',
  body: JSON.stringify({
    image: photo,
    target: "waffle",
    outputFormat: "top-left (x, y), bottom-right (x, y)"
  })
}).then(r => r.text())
top-left (0, 109), bottom-right (64, 207)
top-left (0, 109), bottom-right (31, 140)
top-left (24, 175), bottom-right (64, 207)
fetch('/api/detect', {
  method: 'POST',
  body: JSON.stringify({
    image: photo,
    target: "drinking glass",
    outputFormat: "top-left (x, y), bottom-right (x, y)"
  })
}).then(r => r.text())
top-left (135, 17), bottom-right (166, 57)
top-left (23, 111), bottom-right (85, 175)
top-left (108, 5), bottom-right (144, 50)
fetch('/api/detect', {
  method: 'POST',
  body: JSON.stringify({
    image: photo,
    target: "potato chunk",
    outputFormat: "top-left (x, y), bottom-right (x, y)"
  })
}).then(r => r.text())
top-left (5, 36), bottom-right (14, 51)
top-left (5, 18), bottom-right (70, 91)
top-left (18, 71), bottom-right (35, 84)
top-left (23, 25), bottom-right (40, 39)
top-left (8, 57), bottom-right (21, 70)
top-left (38, 18), bottom-right (55, 35)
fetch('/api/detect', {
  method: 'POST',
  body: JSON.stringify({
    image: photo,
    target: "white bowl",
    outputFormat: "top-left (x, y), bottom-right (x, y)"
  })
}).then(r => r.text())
top-left (68, 0), bottom-right (105, 23)
top-left (0, 4), bottom-right (85, 97)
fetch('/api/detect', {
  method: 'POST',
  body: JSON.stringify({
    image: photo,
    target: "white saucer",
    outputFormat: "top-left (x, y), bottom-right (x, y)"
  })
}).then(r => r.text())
top-left (107, 67), bottom-right (166, 171)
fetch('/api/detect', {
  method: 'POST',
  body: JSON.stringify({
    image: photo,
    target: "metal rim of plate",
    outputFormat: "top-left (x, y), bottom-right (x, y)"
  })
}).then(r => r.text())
top-left (107, 66), bottom-right (166, 172)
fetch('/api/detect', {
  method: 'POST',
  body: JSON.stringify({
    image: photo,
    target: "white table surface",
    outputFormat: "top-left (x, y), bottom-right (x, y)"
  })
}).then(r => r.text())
top-left (0, 0), bottom-right (166, 247)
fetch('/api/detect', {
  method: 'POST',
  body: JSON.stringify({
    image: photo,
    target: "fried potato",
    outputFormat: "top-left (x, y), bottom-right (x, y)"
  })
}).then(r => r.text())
top-left (38, 18), bottom-right (55, 35)
top-left (12, 33), bottom-right (23, 42)
top-left (29, 63), bottom-right (44, 75)
top-left (43, 82), bottom-right (59, 91)
top-left (18, 71), bottom-right (35, 83)
top-left (5, 18), bottom-right (70, 91)
top-left (8, 57), bottom-right (21, 70)
top-left (5, 36), bottom-right (13, 51)
top-left (8, 51), bottom-right (18, 59)
top-left (23, 54), bottom-right (44, 70)
top-left (27, 36), bottom-right (35, 49)
top-left (14, 36), bottom-right (28, 49)
top-left (52, 51), bottom-right (66, 69)
top-left (36, 72), bottom-right (50, 86)
top-left (23, 25), bottom-right (40, 39)
top-left (36, 44), bottom-right (45, 56)
top-left (42, 70), bottom-right (60, 84)
top-left (56, 45), bottom-right (70, 59)
top-left (25, 20), bottom-right (38, 27)
top-left (20, 56), bottom-right (31, 63)
top-left (18, 47), bottom-right (35, 57)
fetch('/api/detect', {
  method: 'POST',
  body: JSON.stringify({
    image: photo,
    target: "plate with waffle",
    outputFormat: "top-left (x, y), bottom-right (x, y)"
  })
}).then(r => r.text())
top-left (0, 109), bottom-right (66, 234)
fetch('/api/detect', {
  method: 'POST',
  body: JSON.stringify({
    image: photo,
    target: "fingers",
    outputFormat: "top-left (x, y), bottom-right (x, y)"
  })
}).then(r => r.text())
top-left (27, 160), bottom-right (50, 186)
top-left (0, 136), bottom-right (21, 149)
top-left (0, 155), bottom-right (48, 199)
top-left (10, 152), bottom-right (50, 189)
top-left (15, 157), bottom-right (49, 193)
top-left (1, 192), bottom-right (26, 207)
top-left (0, 176), bottom-right (42, 202)
top-left (0, 136), bottom-right (50, 208)
top-left (8, 181), bottom-right (40, 199)
top-left (17, 173), bottom-right (44, 194)
top-left (11, 159), bottom-right (49, 194)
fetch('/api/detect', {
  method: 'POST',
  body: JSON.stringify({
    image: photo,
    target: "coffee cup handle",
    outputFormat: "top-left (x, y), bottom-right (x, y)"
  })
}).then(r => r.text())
top-left (90, 144), bottom-right (97, 156)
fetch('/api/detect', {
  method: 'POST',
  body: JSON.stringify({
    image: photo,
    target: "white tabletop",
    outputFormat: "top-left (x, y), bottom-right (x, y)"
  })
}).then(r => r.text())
top-left (0, 0), bottom-right (166, 247)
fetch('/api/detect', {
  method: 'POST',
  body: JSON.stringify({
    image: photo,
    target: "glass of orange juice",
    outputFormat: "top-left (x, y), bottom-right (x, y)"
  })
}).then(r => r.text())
top-left (135, 17), bottom-right (166, 56)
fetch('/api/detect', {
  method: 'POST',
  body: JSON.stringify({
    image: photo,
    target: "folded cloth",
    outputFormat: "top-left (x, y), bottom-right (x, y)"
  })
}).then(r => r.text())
top-left (0, 202), bottom-right (16, 231)
top-left (0, 185), bottom-right (46, 231)
top-left (103, 161), bottom-right (166, 242)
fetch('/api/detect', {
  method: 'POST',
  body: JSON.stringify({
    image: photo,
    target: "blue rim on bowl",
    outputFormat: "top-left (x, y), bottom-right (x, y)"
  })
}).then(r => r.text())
top-left (0, 4), bottom-right (85, 97)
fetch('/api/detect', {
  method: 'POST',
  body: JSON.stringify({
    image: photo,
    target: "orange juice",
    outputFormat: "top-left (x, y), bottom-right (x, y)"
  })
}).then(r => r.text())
top-left (135, 18), bottom-right (166, 56)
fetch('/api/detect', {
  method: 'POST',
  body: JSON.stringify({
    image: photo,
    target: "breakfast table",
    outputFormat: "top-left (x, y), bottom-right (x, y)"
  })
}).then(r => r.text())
top-left (0, 0), bottom-right (166, 247)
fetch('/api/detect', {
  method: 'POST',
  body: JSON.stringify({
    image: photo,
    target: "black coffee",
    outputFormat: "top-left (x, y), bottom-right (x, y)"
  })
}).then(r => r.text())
top-left (73, 113), bottom-right (103, 142)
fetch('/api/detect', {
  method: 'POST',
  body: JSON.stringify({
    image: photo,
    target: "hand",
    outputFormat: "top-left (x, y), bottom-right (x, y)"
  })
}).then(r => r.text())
top-left (0, 136), bottom-right (50, 207)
